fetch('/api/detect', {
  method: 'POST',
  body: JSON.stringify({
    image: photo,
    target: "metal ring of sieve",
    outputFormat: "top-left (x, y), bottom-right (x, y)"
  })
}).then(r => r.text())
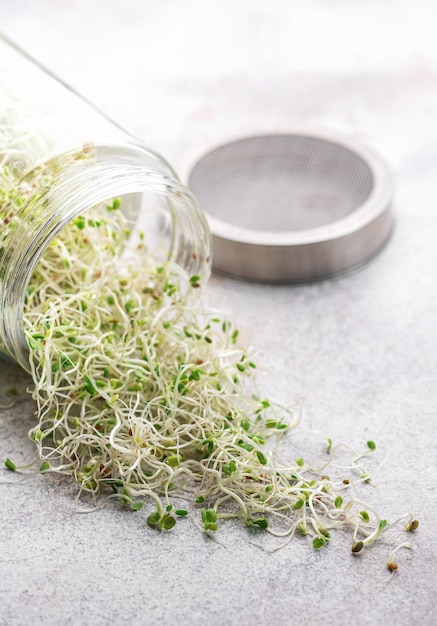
top-left (187, 131), bottom-right (393, 283)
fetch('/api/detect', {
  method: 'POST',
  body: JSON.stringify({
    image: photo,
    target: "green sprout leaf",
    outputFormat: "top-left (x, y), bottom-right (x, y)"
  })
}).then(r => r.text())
top-left (106, 197), bottom-right (121, 211)
top-left (256, 451), bottom-right (267, 465)
top-left (189, 275), bottom-right (201, 288)
top-left (166, 455), bottom-right (181, 467)
top-left (147, 511), bottom-right (161, 528)
top-left (4, 458), bottom-right (16, 471)
top-left (204, 509), bottom-right (217, 523)
top-left (73, 215), bottom-right (86, 230)
top-left (159, 514), bottom-right (176, 531)
top-left (200, 508), bottom-right (218, 531)
top-left (251, 518), bottom-right (268, 529)
top-left (313, 536), bottom-right (326, 550)
top-left (223, 461), bottom-right (236, 476)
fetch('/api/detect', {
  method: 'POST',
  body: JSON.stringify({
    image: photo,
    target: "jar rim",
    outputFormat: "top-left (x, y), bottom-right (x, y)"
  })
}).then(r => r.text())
top-left (0, 142), bottom-right (211, 371)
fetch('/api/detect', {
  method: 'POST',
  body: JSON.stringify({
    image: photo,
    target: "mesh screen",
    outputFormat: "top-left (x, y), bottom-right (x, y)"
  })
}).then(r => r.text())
top-left (188, 135), bottom-right (374, 232)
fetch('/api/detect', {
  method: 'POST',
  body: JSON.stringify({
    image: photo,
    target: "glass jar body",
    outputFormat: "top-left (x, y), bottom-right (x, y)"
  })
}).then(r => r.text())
top-left (0, 34), bottom-right (211, 371)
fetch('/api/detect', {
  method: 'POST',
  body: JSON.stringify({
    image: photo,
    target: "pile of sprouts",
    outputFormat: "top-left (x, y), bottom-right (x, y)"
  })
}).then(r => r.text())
top-left (2, 153), bottom-right (418, 568)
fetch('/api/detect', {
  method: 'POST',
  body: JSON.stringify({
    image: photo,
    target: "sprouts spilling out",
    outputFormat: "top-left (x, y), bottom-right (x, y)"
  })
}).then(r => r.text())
top-left (1, 152), bottom-right (418, 567)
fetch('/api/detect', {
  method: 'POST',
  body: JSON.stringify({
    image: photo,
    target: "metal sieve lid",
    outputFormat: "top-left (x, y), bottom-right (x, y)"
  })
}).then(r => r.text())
top-left (187, 130), bottom-right (393, 282)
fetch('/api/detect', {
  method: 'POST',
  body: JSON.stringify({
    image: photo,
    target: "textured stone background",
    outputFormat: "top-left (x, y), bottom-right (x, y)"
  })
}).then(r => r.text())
top-left (0, 1), bottom-right (436, 625)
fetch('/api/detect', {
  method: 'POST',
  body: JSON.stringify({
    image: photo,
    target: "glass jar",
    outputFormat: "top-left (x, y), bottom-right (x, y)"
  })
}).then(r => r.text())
top-left (0, 33), bottom-right (211, 372)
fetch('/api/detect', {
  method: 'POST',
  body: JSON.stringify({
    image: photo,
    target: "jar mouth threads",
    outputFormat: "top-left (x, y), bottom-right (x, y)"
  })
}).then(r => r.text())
top-left (0, 142), bottom-right (211, 371)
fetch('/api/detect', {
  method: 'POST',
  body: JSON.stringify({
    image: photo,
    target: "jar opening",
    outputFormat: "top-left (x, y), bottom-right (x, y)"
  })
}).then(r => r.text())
top-left (0, 143), bottom-right (211, 371)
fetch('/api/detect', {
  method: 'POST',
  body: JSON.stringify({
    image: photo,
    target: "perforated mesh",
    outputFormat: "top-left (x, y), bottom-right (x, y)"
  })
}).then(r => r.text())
top-left (188, 135), bottom-right (374, 232)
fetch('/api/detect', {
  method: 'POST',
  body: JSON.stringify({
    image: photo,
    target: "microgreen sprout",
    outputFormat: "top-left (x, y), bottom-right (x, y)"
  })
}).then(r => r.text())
top-left (405, 519), bottom-right (419, 532)
top-left (351, 541), bottom-right (364, 554)
top-left (201, 508), bottom-right (218, 531)
top-left (147, 510), bottom-right (175, 530)
top-left (0, 152), bottom-right (418, 565)
top-left (4, 458), bottom-right (17, 471)
top-left (386, 542), bottom-right (412, 572)
top-left (313, 536), bottom-right (326, 550)
top-left (249, 518), bottom-right (268, 529)
top-left (335, 496), bottom-right (343, 509)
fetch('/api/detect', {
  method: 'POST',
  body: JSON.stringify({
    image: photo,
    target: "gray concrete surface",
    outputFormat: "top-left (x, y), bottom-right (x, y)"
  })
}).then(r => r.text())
top-left (1, 1), bottom-right (436, 625)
